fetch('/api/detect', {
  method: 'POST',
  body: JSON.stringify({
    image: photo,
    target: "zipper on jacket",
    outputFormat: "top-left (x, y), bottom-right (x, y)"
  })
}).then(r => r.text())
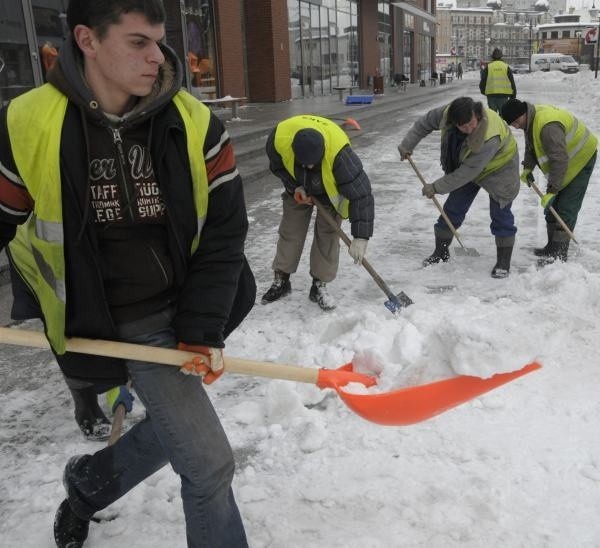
top-left (111, 127), bottom-right (135, 222)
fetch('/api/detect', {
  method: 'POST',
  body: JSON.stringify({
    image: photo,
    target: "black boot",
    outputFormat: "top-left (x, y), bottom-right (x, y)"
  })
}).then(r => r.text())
top-left (54, 499), bottom-right (90, 548)
top-left (423, 235), bottom-right (452, 267)
top-left (309, 278), bottom-right (336, 311)
top-left (534, 223), bottom-right (556, 257)
top-left (69, 385), bottom-right (111, 442)
top-left (491, 236), bottom-right (514, 278)
top-left (538, 229), bottom-right (570, 266)
top-left (261, 270), bottom-right (291, 304)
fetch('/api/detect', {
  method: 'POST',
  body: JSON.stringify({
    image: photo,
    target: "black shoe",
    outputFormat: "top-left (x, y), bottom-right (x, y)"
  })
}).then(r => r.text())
top-left (422, 250), bottom-right (450, 267)
top-left (54, 499), bottom-right (89, 548)
top-left (70, 386), bottom-right (111, 442)
top-left (78, 418), bottom-right (111, 442)
top-left (309, 280), bottom-right (336, 311)
top-left (491, 245), bottom-right (513, 279)
top-left (422, 236), bottom-right (452, 267)
top-left (533, 244), bottom-right (551, 257)
top-left (261, 271), bottom-right (291, 304)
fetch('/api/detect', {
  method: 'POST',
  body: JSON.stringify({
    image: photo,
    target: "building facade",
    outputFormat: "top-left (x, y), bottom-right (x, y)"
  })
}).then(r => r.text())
top-left (1, 0), bottom-right (439, 106)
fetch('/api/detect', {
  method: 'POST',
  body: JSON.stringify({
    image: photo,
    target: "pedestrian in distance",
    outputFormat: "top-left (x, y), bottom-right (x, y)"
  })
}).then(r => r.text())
top-left (398, 96), bottom-right (520, 278)
top-left (262, 114), bottom-right (374, 311)
top-left (457, 62), bottom-right (463, 80)
top-left (479, 48), bottom-right (516, 113)
top-left (0, 0), bottom-right (256, 546)
top-left (500, 98), bottom-right (598, 263)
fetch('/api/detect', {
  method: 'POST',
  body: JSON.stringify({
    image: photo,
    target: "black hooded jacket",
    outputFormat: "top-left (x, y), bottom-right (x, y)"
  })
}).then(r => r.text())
top-left (0, 37), bottom-right (255, 385)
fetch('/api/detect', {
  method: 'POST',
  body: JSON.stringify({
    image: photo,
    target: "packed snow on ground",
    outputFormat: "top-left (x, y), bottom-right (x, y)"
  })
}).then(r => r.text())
top-left (1, 70), bottom-right (599, 547)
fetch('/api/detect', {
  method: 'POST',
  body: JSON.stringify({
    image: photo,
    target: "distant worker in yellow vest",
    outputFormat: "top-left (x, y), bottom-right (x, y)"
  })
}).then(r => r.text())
top-left (262, 115), bottom-right (374, 310)
top-left (501, 99), bottom-right (597, 263)
top-left (479, 48), bottom-right (516, 113)
top-left (398, 97), bottom-right (520, 278)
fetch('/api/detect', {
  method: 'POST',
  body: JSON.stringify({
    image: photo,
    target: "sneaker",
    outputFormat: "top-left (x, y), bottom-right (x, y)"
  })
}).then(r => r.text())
top-left (261, 270), bottom-right (291, 304)
top-left (78, 418), bottom-right (111, 442)
top-left (71, 386), bottom-right (111, 442)
top-left (54, 499), bottom-right (89, 548)
top-left (309, 280), bottom-right (336, 311)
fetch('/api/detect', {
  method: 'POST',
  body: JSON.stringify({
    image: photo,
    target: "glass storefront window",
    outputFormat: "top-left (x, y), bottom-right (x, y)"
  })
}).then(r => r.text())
top-left (288, 0), bottom-right (358, 98)
top-left (32, 0), bottom-right (69, 81)
top-left (183, 0), bottom-right (217, 100)
top-left (1, 1), bottom-right (36, 104)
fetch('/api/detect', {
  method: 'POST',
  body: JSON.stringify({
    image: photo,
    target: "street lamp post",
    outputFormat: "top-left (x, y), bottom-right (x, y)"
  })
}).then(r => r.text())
top-left (528, 22), bottom-right (533, 72)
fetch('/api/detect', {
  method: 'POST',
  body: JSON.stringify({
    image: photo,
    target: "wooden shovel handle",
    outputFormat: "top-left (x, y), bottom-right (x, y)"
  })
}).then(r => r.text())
top-left (406, 156), bottom-right (467, 250)
top-left (0, 327), bottom-right (319, 385)
top-left (312, 199), bottom-right (397, 300)
top-left (529, 181), bottom-right (579, 244)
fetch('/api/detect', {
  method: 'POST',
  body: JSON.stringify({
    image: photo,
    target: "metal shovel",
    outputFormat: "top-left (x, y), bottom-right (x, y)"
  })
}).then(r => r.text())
top-left (313, 199), bottom-right (413, 313)
top-left (406, 156), bottom-right (480, 257)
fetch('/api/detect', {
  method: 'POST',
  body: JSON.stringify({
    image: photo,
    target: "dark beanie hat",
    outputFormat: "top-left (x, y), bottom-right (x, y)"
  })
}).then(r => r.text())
top-left (292, 129), bottom-right (325, 165)
top-left (500, 99), bottom-right (528, 124)
top-left (492, 48), bottom-right (502, 60)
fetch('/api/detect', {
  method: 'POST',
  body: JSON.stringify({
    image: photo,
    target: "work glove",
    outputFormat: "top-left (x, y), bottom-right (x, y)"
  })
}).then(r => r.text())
top-left (397, 144), bottom-right (411, 161)
top-left (348, 238), bottom-right (368, 264)
top-left (540, 192), bottom-right (556, 210)
top-left (422, 183), bottom-right (436, 198)
top-left (293, 186), bottom-right (313, 205)
top-left (178, 343), bottom-right (224, 384)
top-left (105, 385), bottom-right (134, 414)
top-left (520, 169), bottom-right (534, 186)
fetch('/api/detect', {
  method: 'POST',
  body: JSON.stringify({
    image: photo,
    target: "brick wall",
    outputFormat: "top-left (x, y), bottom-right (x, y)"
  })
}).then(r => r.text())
top-left (359, 0), bottom-right (380, 90)
top-left (214, 0), bottom-right (246, 98)
top-left (244, 0), bottom-right (291, 102)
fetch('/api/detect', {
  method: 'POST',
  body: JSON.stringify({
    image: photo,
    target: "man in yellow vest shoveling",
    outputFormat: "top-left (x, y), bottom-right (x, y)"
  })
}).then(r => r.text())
top-left (262, 115), bottom-right (375, 311)
top-left (501, 98), bottom-right (597, 264)
top-left (0, 1), bottom-right (255, 546)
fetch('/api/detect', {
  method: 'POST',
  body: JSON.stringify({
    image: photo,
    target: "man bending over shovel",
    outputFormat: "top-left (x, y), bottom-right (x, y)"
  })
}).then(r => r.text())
top-left (398, 96), bottom-right (520, 278)
top-left (262, 114), bottom-right (374, 310)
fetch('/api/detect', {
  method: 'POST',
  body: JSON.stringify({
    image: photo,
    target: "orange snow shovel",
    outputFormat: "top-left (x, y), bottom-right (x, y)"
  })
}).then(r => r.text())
top-left (0, 327), bottom-right (541, 426)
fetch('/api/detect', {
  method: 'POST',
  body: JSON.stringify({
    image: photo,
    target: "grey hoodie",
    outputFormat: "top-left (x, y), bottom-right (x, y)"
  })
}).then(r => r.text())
top-left (400, 104), bottom-right (520, 208)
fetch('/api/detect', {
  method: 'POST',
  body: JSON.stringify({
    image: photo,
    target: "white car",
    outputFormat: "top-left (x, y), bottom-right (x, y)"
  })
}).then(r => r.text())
top-left (510, 64), bottom-right (530, 74)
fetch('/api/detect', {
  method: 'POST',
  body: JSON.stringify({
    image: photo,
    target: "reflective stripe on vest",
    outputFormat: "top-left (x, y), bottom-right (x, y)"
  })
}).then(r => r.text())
top-left (441, 107), bottom-right (517, 181)
top-left (7, 85), bottom-right (210, 354)
top-left (274, 115), bottom-right (350, 218)
top-left (484, 60), bottom-right (513, 95)
top-left (533, 105), bottom-right (598, 187)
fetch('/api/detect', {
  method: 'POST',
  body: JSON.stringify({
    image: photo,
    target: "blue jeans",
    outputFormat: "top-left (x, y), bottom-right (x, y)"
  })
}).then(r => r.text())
top-left (434, 181), bottom-right (517, 237)
top-left (64, 311), bottom-right (248, 548)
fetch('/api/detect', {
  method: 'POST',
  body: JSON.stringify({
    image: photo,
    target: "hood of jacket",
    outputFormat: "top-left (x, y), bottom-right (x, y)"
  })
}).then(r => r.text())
top-left (47, 34), bottom-right (183, 126)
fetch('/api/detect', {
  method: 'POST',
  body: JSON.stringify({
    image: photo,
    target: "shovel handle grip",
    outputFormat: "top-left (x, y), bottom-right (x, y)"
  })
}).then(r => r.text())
top-left (0, 327), bottom-right (319, 385)
top-left (529, 181), bottom-right (578, 244)
top-left (405, 156), bottom-right (467, 250)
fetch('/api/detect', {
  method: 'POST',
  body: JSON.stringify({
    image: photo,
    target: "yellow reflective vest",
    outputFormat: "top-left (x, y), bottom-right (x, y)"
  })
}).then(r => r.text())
top-left (442, 107), bottom-right (517, 181)
top-left (6, 84), bottom-right (210, 354)
top-left (484, 60), bottom-right (513, 95)
top-left (274, 115), bottom-right (350, 218)
top-left (532, 105), bottom-right (598, 187)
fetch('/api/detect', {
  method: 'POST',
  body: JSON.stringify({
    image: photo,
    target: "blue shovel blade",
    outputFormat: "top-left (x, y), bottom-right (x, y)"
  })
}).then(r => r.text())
top-left (384, 292), bottom-right (413, 313)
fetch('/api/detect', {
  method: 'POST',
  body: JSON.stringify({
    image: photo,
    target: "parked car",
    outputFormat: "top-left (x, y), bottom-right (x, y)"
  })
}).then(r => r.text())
top-left (530, 53), bottom-right (579, 74)
top-left (510, 64), bottom-right (530, 74)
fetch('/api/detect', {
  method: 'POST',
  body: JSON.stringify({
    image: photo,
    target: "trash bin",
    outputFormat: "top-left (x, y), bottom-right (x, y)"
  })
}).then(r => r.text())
top-left (373, 75), bottom-right (384, 94)
top-left (439, 73), bottom-right (447, 85)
